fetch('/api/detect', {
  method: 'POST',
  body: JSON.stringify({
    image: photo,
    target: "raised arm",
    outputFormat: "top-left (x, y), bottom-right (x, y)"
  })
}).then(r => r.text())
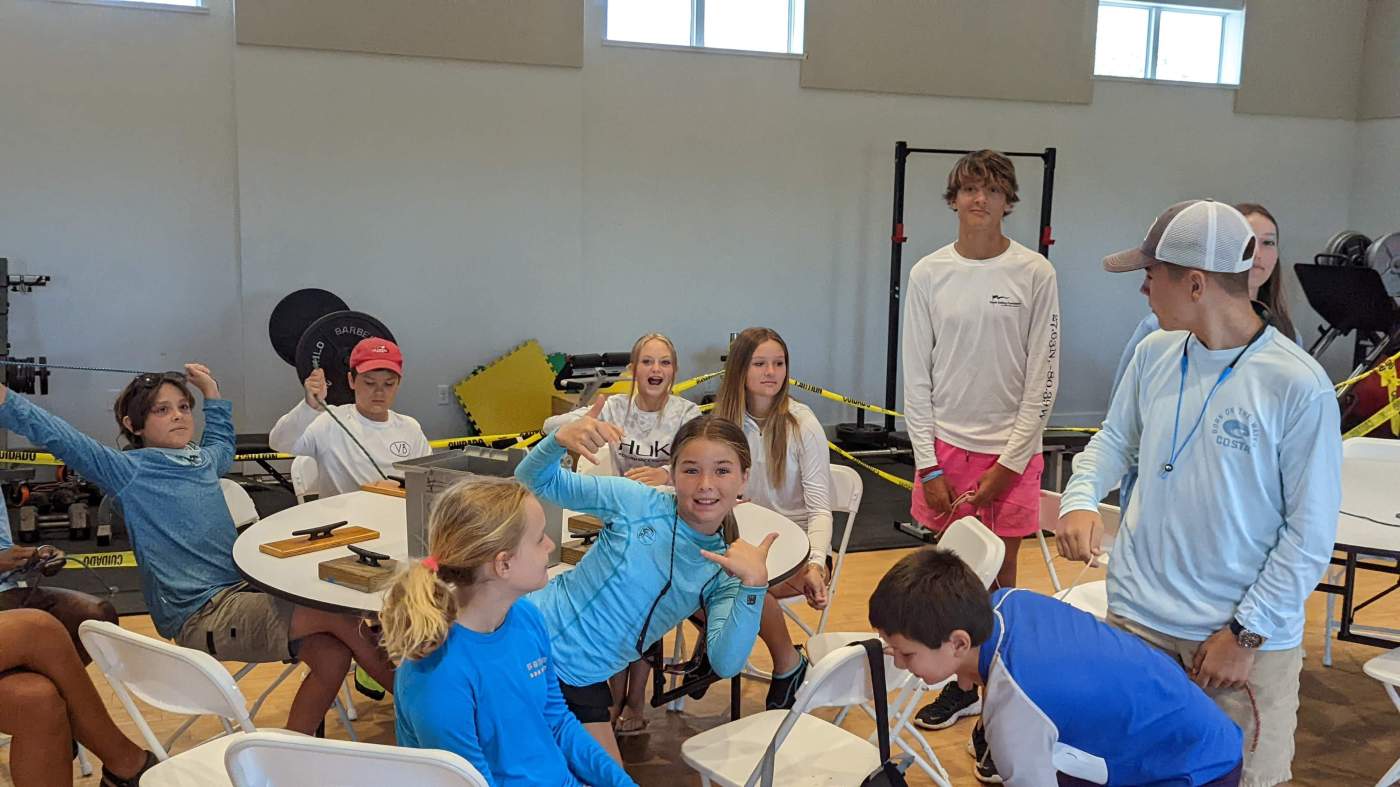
top-left (0, 386), bottom-right (136, 494)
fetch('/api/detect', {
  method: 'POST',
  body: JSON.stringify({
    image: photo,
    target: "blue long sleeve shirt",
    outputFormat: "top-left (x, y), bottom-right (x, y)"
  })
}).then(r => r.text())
top-left (1062, 328), bottom-right (1341, 648)
top-left (0, 392), bottom-right (241, 638)
top-left (395, 599), bottom-right (635, 787)
top-left (517, 433), bottom-right (767, 687)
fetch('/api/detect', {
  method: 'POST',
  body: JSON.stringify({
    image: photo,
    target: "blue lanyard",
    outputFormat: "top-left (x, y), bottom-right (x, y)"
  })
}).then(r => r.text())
top-left (1160, 324), bottom-right (1267, 477)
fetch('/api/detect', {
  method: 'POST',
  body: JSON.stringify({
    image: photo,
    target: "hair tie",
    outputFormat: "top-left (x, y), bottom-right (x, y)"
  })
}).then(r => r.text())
top-left (421, 556), bottom-right (440, 573)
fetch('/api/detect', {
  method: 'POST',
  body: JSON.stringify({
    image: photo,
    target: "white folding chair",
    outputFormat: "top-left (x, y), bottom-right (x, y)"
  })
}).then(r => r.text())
top-left (224, 731), bottom-right (489, 787)
top-left (220, 479), bottom-right (260, 531)
top-left (78, 620), bottom-right (299, 786)
top-left (1040, 491), bottom-right (1120, 620)
top-left (682, 640), bottom-right (888, 786)
top-left (777, 464), bottom-right (862, 637)
top-left (805, 632), bottom-right (950, 786)
top-left (1364, 649), bottom-right (1400, 786)
top-left (289, 456), bottom-right (320, 504)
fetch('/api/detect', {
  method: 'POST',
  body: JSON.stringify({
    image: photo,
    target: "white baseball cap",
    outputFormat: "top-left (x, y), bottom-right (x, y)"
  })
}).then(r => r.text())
top-left (1104, 199), bottom-right (1257, 274)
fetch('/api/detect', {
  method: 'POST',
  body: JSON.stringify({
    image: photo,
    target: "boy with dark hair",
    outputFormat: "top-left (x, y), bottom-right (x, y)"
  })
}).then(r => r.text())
top-left (870, 548), bottom-right (1243, 786)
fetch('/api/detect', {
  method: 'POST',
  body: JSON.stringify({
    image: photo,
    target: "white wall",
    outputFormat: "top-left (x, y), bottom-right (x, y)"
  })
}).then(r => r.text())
top-left (0, 0), bottom-right (1380, 447)
top-left (0, 0), bottom-right (241, 440)
top-left (1350, 119), bottom-right (1400, 234)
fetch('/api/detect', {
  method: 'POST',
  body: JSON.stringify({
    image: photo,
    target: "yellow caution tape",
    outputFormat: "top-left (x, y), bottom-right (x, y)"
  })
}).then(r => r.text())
top-left (0, 449), bottom-right (64, 467)
top-left (63, 550), bottom-right (139, 569)
top-left (788, 378), bottom-right (903, 418)
top-left (1343, 396), bottom-right (1400, 440)
top-left (431, 431), bottom-right (540, 450)
top-left (671, 370), bottom-right (724, 395)
top-left (1342, 356), bottom-right (1400, 440)
top-left (1333, 350), bottom-right (1400, 391)
top-left (826, 440), bottom-right (915, 491)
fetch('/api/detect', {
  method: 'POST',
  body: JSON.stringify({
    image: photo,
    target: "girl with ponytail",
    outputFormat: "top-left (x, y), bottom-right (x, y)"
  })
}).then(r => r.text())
top-left (383, 477), bottom-right (634, 787)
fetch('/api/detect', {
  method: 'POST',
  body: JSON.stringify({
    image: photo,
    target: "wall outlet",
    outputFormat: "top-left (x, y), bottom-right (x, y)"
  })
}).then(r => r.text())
top-left (437, 385), bottom-right (450, 405)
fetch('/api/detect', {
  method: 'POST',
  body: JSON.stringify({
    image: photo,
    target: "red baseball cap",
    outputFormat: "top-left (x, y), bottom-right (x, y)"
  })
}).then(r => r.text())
top-left (349, 337), bottom-right (403, 375)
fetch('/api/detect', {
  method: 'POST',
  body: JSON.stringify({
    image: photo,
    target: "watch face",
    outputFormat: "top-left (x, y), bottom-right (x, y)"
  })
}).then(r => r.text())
top-left (1238, 630), bottom-right (1264, 649)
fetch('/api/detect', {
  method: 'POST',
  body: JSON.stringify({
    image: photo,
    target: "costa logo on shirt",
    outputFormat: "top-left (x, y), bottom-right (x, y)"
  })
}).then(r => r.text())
top-left (389, 440), bottom-right (411, 457)
top-left (989, 294), bottom-right (1023, 308)
top-left (1211, 407), bottom-right (1260, 454)
top-left (638, 525), bottom-right (657, 545)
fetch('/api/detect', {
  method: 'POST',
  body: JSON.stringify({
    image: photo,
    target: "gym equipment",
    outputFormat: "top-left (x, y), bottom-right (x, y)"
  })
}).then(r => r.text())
top-left (1318, 230), bottom-right (1373, 266)
top-left (266, 289), bottom-right (396, 406)
top-left (1367, 232), bottom-right (1400, 298)
top-left (268, 288), bottom-right (348, 365)
top-left (452, 340), bottom-right (558, 435)
top-left (553, 352), bottom-right (631, 407)
top-left (845, 143), bottom-right (1058, 451)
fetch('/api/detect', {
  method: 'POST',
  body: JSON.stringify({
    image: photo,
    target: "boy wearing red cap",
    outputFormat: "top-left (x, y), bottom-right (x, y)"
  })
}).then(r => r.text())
top-left (270, 337), bottom-right (431, 497)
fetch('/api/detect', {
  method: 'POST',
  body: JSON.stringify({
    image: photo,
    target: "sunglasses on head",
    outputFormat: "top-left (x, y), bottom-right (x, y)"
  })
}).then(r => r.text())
top-left (134, 371), bottom-right (187, 389)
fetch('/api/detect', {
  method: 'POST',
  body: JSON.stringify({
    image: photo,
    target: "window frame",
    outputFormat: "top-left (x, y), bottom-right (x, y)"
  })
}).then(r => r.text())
top-left (1095, 1), bottom-right (1242, 87)
top-left (603, 0), bottom-right (805, 57)
top-left (44, 0), bottom-right (208, 13)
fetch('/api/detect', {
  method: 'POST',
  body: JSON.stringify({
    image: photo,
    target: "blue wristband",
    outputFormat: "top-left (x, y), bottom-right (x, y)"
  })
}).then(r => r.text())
top-left (918, 467), bottom-right (944, 484)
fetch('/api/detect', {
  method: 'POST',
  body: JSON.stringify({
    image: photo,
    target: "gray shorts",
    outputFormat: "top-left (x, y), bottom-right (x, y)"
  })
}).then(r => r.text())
top-left (175, 582), bottom-right (295, 664)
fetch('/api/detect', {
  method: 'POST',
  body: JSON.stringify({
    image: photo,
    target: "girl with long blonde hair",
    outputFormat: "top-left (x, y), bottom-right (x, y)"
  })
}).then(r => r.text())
top-left (544, 332), bottom-right (700, 486)
top-left (383, 477), bottom-right (634, 787)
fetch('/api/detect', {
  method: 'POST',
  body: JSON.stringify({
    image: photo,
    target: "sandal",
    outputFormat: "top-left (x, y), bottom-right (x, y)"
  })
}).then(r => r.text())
top-left (614, 713), bottom-right (649, 736)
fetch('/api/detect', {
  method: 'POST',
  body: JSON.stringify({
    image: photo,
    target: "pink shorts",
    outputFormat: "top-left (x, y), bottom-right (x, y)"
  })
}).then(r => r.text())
top-left (910, 438), bottom-right (1044, 538)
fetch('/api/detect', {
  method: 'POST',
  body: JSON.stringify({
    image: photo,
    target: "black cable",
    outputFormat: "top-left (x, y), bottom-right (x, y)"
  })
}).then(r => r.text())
top-left (0, 358), bottom-right (149, 376)
top-left (314, 395), bottom-right (391, 481)
top-left (1340, 510), bottom-right (1400, 529)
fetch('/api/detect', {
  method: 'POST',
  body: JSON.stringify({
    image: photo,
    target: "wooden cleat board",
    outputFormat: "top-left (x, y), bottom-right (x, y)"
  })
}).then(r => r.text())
top-left (259, 526), bottom-right (379, 558)
top-left (319, 554), bottom-right (400, 593)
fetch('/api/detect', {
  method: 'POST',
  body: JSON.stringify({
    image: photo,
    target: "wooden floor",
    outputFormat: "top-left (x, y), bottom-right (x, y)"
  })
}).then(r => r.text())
top-left (8, 540), bottom-right (1400, 786)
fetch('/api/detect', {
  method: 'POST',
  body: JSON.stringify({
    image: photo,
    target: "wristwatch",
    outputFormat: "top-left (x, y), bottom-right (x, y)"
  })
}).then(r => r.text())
top-left (1229, 619), bottom-right (1264, 649)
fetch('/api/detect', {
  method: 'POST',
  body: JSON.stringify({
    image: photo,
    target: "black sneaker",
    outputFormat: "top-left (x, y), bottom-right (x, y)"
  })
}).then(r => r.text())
top-left (968, 721), bottom-right (1003, 784)
top-left (765, 647), bottom-right (808, 710)
top-left (913, 681), bottom-right (981, 730)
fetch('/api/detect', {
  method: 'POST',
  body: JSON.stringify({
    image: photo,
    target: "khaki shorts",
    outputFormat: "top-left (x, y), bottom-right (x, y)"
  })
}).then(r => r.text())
top-left (175, 582), bottom-right (296, 664)
top-left (1107, 611), bottom-right (1301, 787)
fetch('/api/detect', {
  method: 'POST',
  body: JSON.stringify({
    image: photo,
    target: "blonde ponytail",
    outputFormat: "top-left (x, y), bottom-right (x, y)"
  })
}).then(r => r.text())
top-left (381, 561), bottom-right (457, 662)
top-left (379, 476), bottom-right (532, 661)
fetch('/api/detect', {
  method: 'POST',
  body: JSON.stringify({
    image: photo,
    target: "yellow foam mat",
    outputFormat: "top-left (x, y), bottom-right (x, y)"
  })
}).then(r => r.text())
top-left (454, 340), bottom-right (559, 435)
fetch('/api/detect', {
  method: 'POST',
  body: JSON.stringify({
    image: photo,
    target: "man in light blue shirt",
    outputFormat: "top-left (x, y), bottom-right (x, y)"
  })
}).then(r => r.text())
top-left (1059, 200), bottom-right (1341, 787)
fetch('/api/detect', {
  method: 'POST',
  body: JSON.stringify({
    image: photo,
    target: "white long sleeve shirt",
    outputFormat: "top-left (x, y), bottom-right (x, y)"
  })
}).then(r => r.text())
top-left (741, 401), bottom-right (834, 567)
top-left (543, 394), bottom-right (701, 477)
top-left (901, 240), bottom-right (1060, 473)
top-left (1060, 327), bottom-right (1341, 649)
top-left (268, 400), bottom-right (432, 498)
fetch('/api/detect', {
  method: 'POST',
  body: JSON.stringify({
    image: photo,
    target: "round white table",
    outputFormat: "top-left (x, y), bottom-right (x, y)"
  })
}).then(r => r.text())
top-left (234, 491), bottom-right (810, 615)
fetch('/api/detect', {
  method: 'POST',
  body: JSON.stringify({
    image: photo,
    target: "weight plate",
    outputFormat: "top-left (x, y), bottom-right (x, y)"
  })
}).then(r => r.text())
top-left (269, 289), bottom-right (349, 366)
top-left (294, 310), bottom-right (395, 406)
top-left (1323, 230), bottom-right (1372, 265)
top-left (1366, 232), bottom-right (1400, 297)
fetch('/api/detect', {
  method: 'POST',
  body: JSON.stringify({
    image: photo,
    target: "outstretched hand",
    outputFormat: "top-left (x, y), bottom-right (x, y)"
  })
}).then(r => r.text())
top-left (555, 397), bottom-right (624, 465)
top-left (700, 531), bottom-right (777, 587)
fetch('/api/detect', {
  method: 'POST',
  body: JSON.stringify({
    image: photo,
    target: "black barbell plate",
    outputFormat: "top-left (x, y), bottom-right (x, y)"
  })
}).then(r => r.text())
top-left (295, 310), bottom-right (396, 406)
top-left (269, 289), bottom-right (350, 366)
